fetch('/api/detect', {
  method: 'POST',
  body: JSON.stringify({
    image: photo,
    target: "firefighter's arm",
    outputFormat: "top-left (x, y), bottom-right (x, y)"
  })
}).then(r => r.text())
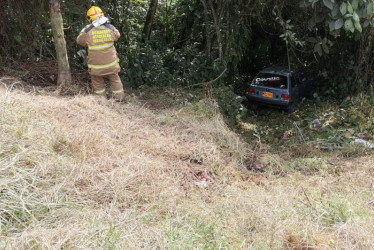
top-left (76, 29), bottom-right (88, 46)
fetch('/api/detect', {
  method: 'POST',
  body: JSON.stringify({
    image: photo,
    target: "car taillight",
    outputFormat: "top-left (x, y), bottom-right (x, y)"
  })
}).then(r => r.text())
top-left (281, 94), bottom-right (291, 100)
top-left (247, 88), bottom-right (255, 94)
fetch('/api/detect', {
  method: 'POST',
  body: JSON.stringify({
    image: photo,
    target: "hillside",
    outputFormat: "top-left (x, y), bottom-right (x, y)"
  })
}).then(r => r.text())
top-left (1, 82), bottom-right (374, 249)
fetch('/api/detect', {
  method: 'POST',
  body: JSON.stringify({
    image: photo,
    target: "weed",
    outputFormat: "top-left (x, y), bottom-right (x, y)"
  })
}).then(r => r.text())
top-left (165, 212), bottom-right (230, 249)
top-left (321, 201), bottom-right (351, 226)
top-left (190, 101), bottom-right (218, 119)
top-left (101, 225), bottom-right (122, 249)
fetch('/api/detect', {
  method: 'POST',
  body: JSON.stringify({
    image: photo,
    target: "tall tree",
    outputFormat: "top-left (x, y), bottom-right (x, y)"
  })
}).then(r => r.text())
top-left (50, 0), bottom-right (72, 93)
top-left (200, 0), bottom-right (226, 60)
top-left (143, 0), bottom-right (158, 40)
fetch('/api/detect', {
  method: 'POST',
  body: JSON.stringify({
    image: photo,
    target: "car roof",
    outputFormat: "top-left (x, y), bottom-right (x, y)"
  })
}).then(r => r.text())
top-left (259, 66), bottom-right (299, 75)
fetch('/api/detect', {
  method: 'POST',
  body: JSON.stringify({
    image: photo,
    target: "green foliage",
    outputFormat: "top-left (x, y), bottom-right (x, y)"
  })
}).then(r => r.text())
top-left (0, 1), bottom-right (49, 60)
top-left (307, 0), bottom-right (374, 33)
top-left (2, 0), bottom-right (374, 99)
top-left (124, 43), bottom-right (221, 87)
top-left (214, 85), bottom-right (247, 123)
top-left (321, 201), bottom-right (351, 226)
top-left (189, 101), bottom-right (218, 119)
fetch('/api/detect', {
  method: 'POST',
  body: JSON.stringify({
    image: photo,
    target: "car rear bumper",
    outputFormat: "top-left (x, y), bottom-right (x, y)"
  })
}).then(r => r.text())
top-left (245, 94), bottom-right (291, 108)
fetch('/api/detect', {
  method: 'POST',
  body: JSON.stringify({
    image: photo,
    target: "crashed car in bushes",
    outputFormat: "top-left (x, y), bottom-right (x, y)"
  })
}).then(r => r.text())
top-left (245, 66), bottom-right (316, 112)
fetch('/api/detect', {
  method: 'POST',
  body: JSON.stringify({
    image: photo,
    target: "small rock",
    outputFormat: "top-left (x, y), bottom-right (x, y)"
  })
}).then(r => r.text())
top-left (195, 180), bottom-right (208, 189)
top-left (309, 119), bottom-right (321, 128)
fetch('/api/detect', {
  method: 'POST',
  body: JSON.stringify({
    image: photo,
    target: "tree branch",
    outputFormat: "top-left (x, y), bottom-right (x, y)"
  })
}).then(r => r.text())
top-left (183, 67), bottom-right (227, 89)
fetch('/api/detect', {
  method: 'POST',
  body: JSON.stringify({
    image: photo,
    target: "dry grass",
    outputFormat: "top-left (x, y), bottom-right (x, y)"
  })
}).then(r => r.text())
top-left (1, 85), bottom-right (374, 249)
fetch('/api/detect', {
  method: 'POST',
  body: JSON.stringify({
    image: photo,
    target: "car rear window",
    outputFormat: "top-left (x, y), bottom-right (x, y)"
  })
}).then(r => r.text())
top-left (252, 73), bottom-right (288, 89)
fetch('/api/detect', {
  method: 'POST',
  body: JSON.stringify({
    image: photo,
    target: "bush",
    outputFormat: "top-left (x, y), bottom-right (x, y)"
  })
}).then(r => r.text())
top-left (123, 43), bottom-right (223, 88)
top-left (214, 85), bottom-right (247, 124)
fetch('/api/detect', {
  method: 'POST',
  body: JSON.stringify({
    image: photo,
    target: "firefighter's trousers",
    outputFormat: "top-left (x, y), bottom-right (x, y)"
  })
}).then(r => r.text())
top-left (91, 73), bottom-right (125, 101)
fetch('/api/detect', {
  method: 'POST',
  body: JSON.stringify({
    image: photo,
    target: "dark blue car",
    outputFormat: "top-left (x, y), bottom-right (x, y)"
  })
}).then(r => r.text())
top-left (245, 66), bottom-right (315, 112)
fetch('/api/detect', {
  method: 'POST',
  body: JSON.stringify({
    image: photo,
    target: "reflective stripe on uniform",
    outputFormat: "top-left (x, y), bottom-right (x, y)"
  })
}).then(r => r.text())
top-left (112, 89), bottom-right (124, 94)
top-left (94, 88), bottom-right (106, 94)
top-left (88, 43), bottom-right (114, 51)
top-left (88, 59), bottom-right (119, 70)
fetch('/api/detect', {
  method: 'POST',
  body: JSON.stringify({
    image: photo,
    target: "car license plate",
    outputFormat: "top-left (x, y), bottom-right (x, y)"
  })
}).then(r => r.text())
top-left (262, 91), bottom-right (273, 98)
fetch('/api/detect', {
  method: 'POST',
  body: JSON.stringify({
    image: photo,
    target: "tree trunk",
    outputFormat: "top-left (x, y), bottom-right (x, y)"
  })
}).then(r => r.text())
top-left (143, 0), bottom-right (158, 41)
top-left (207, 0), bottom-right (223, 60)
top-left (50, 0), bottom-right (72, 94)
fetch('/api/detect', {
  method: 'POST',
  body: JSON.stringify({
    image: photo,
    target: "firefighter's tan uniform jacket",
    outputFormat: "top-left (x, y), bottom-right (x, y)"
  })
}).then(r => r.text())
top-left (77, 23), bottom-right (124, 99)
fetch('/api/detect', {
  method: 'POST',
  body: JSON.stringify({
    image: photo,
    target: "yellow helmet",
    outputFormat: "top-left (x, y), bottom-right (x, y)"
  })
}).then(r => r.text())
top-left (87, 6), bottom-right (104, 23)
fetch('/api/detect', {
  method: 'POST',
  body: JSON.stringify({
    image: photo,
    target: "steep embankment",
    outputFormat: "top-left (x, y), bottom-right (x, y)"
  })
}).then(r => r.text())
top-left (1, 84), bottom-right (374, 249)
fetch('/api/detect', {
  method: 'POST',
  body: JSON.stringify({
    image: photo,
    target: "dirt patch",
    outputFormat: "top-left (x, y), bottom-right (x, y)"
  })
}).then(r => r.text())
top-left (142, 100), bottom-right (168, 110)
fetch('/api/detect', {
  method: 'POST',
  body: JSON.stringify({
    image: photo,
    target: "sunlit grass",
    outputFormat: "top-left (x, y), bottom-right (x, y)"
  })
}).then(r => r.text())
top-left (1, 86), bottom-right (374, 249)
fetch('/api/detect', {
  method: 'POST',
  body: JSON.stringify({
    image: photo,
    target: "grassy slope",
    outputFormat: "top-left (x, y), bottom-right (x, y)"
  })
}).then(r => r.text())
top-left (0, 86), bottom-right (374, 249)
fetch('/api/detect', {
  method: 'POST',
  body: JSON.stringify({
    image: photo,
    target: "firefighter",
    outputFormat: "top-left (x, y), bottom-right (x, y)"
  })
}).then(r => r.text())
top-left (77, 6), bottom-right (125, 101)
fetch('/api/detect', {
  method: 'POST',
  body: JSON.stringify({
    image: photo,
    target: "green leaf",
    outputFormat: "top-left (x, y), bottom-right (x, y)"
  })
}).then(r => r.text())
top-left (347, 3), bottom-right (354, 14)
top-left (344, 19), bottom-right (353, 31)
top-left (335, 18), bottom-right (344, 29)
top-left (340, 2), bottom-right (347, 15)
top-left (329, 21), bottom-right (335, 31)
top-left (351, 0), bottom-right (359, 10)
top-left (314, 43), bottom-right (323, 56)
top-left (354, 21), bottom-right (362, 32)
top-left (323, 0), bottom-right (334, 10)
top-left (353, 12), bottom-right (359, 22)
top-left (350, 25), bottom-right (355, 33)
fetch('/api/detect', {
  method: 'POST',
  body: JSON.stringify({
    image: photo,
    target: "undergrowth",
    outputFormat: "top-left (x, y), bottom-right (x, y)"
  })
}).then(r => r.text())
top-left (240, 96), bottom-right (374, 158)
